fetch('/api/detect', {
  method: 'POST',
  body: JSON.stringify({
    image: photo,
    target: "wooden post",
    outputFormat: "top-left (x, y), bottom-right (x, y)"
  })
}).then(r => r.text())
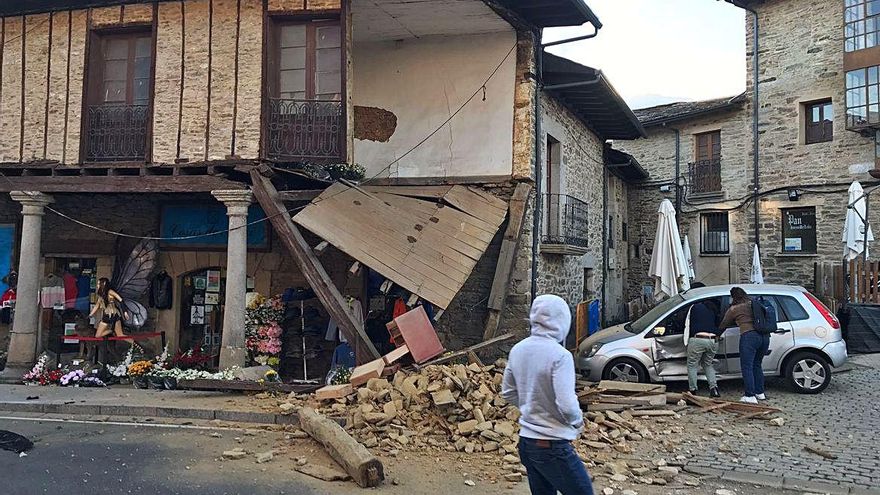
top-left (483, 182), bottom-right (533, 340)
top-left (298, 407), bottom-right (384, 488)
top-left (250, 171), bottom-right (380, 363)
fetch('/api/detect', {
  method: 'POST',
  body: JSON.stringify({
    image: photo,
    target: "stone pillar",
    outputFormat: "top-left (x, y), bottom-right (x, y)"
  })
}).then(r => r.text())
top-left (212, 190), bottom-right (253, 370)
top-left (1, 192), bottom-right (53, 377)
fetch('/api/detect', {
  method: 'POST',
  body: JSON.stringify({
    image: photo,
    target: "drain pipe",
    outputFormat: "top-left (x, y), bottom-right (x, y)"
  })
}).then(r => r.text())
top-left (529, 23), bottom-right (601, 302)
top-left (674, 128), bottom-right (681, 215)
top-left (601, 148), bottom-right (609, 326)
top-left (727, 0), bottom-right (761, 249)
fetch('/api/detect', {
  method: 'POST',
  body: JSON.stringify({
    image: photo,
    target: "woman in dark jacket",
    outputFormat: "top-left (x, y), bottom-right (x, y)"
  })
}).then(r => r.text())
top-left (719, 287), bottom-right (769, 404)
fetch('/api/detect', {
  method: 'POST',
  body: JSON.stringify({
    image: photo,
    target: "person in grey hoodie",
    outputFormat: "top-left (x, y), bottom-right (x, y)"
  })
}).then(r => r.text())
top-left (502, 294), bottom-right (593, 495)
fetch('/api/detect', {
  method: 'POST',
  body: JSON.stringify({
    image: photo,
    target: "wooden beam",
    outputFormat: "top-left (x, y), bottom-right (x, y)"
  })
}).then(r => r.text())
top-left (0, 175), bottom-right (246, 193)
top-left (415, 332), bottom-right (514, 368)
top-left (298, 407), bottom-right (385, 487)
top-left (279, 189), bottom-right (324, 202)
top-left (250, 170), bottom-right (380, 363)
top-left (483, 182), bottom-right (533, 340)
top-left (313, 240), bottom-right (329, 256)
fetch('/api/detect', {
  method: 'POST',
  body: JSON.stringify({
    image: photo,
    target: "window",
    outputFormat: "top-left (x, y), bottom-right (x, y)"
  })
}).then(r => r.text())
top-left (266, 20), bottom-right (344, 161)
top-left (846, 66), bottom-right (880, 128)
top-left (781, 207), bottom-right (817, 254)
top-left (845, 0), bottom-right (880, 52)
top-left (275, 22), bottom-right (342, 101)
top-left (700, 212), bottom-right (729, 254)
top-left (84, 31), bottom-right (153, 162)
top-left (690, 131), bottom-right (722, 194)
top-left (804, 100), bottom-right (833, 144)
top-left (776, 295), bottom-right (809, 322)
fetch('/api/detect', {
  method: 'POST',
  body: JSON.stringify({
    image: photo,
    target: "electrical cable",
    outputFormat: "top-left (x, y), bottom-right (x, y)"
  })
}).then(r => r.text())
top-left (0, 42), bottom-right (518, 241)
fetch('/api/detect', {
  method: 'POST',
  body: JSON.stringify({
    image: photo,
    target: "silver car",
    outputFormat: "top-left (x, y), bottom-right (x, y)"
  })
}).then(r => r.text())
top-left (576, 284), bottom-right (848, 394)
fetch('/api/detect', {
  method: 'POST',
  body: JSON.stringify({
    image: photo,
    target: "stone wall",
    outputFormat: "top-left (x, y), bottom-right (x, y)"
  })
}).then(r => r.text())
top-left (620, 0), bottom-right (880, 299)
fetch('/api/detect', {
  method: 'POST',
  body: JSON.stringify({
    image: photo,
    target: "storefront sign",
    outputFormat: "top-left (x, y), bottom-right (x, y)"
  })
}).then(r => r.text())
top-left (160, 205), bottom-right (270, 250)
top-left (782, 207), bottom-right (817, 253)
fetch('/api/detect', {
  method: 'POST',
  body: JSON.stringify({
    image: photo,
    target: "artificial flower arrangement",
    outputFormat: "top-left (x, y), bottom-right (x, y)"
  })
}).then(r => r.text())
top-left (170, 348), bottom-right (213, 370)
top-left (59, 370), bottom-right (85, 386)
top-left (22, 354), bottom-right (50, 384)
top-left (245, 293), bottom-right (285, 368)
top-left (106, 345), bottom-right (137, 378)
top-left (263, 369), bottom-right (280, 383)
top-left (127, 360), bottom-right (153, 377)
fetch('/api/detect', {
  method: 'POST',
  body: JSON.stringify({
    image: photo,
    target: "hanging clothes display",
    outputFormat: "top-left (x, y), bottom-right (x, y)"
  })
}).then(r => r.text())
top-left (62, 272), bottom-right (78, 309)
top-left (149, 271), bottom-right (173, 310)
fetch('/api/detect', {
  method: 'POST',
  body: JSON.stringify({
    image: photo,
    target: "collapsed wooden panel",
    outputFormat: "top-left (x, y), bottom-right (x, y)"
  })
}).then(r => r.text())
top-left (293, 183), bottom-right (507, 309)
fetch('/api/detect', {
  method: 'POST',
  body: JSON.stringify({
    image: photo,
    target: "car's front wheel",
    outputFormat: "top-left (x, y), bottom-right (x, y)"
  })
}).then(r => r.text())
top-left (602, 358), bottom-right (648, 383)
top-left (784, 351), bottom-right (831, 394)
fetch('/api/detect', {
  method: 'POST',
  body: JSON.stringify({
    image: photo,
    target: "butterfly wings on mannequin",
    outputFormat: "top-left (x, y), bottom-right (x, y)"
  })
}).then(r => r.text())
top-left (111, 239), bottom-right (159, 330)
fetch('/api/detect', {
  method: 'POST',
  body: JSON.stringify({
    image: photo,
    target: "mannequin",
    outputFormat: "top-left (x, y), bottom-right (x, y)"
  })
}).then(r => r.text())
top-left (89, 278), bottom-right (129, 338)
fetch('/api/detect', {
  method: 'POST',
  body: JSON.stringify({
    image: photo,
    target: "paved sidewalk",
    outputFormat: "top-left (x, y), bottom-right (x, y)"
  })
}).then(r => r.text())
top-left (0, 383), bottom-right (298, 425)
top-left (681, 353), bottom-right (880, 495)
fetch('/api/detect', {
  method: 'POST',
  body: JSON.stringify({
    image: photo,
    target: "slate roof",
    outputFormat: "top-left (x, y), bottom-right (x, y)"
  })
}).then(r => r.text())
top-left (634, 94), bottom-right (746, 127)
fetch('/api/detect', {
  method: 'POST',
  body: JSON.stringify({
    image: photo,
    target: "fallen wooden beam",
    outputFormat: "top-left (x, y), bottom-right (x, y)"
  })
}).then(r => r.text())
top-left (298, 407), bottom-right (385, 487)
top-left (483, 182), bottom-right (532, 340)
top-left (593, 394), bottom-right (667, 407)
top-left (415, 333), bottom-right (514, 368)
top-left (251, 171), bottom-right (380, 363)
top-left (597, 381), bottom-right (667, 394)
top-left (629, 409), bottom-right (676, 417)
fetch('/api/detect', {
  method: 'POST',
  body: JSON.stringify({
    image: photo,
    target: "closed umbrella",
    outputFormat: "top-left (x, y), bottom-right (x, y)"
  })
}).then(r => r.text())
top-left (649, 199), bottom-right (690, 300)
top-left (843, 181), bottom-right (874, 261)
top-left (682, 234), bottom-right (696, 281)
top-left (750, 244), bottom-right (764, 284)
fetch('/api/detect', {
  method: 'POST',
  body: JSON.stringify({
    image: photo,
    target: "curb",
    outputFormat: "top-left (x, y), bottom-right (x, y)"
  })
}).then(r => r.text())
top-left (684, 465), bottom-right (880, 495)
top-left (0, 400), bottom-right (299, 426)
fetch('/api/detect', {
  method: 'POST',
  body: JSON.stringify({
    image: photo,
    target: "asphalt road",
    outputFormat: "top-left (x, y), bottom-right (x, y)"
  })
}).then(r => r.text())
top-left (0, 417), bottom-right (321, 495)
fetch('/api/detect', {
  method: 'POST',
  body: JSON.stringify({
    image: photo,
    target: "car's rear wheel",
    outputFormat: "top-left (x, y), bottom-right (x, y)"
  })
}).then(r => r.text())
top-left (602, 358), bottom-right (648, 383)
top-left (784, 351), bottom-right (831, 394)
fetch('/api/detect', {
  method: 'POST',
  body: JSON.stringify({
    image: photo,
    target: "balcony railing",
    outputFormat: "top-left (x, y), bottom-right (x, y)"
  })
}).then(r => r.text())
top-left (688, 159), bottom-right (722, 195)
top-left (266, 98), bottom-right (343, 162)
top-left (541, 194), bottom-right (589, 248)
top-left (85, 103), bottom-right (149, 162)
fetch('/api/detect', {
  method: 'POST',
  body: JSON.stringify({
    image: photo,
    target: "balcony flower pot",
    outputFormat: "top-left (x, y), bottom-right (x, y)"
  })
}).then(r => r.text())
top-left (132, 375), bottom-right (149, 389)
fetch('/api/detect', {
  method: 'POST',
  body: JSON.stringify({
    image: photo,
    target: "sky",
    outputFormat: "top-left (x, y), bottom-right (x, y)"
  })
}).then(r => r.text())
top-left (544, 0), bottom-right (747, 110)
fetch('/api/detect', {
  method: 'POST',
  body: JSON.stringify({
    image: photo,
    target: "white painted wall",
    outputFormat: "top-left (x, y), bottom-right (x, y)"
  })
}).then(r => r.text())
top-left (352, 30), bottom-right (516, 178)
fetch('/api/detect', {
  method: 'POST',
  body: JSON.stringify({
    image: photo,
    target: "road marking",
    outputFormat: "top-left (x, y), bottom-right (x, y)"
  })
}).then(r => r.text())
top-left (0, 415), bottom-right (270, 433)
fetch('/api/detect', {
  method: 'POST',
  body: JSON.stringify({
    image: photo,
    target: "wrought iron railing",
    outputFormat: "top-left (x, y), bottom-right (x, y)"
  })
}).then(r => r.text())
top-left (266, 98), bottom-right (343, 161)
top-left (541, 194), bottom-right (589, 247)
top-left (85, 104), bottom-right (149, 162)
top-left (688, 159), bottom-right (722, 194)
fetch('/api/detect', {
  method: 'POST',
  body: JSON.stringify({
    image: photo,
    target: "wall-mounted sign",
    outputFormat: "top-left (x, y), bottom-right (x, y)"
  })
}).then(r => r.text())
top-left (782, 207), bottom-right (817, 253)
top-left (160, 205), bottom-right (270, 250)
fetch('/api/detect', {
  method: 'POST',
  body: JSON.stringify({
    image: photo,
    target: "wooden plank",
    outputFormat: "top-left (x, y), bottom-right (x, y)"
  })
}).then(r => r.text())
top-left (279, 189), bottom-right (324, 202)
top-left (803, 445), bottom-right (838, 460)
top-left (415, 333), bottom-right (515, 368)
top-left (597, 381), bottom-right (667, 394)
top-left (251, 171), bottom-right (380, 363)
top-left (593, 394), bottom-right (667, 407)
top-left (362, 185), bottom-right (453, 199)
top-left (443, 185), bottom-right (507, 224)
top-left (483, 182), bottom-right (532, 340)
top-left (629, 409), bottom-right (676, 417)
top-left (0, 175), bottom-right (247, 192)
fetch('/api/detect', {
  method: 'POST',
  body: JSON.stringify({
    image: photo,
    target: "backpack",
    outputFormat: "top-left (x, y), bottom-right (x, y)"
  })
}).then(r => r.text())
top-left (751, 296), bottom-right (778, 334)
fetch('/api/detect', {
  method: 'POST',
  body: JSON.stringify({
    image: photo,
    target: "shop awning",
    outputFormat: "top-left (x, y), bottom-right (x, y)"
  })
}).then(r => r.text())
top-left (292, 183), bottom-right (508, 309)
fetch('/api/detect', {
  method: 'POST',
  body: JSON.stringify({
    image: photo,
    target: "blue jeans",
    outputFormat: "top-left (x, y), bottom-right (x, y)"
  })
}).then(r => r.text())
top-left (518, 437), bottom-right (594, 495)
top-left (739, 331), bottom-right (770, 397)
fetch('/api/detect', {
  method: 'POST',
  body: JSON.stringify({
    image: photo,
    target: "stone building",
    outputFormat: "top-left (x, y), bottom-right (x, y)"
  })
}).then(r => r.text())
top-left (618, 0), bottom-right (880, 303)
top-left (0, 0), bottom-right (644, 376)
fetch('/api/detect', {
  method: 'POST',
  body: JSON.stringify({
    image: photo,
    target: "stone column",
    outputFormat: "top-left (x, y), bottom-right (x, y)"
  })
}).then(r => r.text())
top-left (212, 190), bottom-right (253, 370)
top-left (1, 192), bottom-right (53, 377)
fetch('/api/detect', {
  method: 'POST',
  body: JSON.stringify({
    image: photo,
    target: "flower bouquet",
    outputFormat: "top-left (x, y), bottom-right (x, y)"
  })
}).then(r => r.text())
top-left (22, 354), bottom-right (50, 385)
top-left (127, 360), bottom-right (153, 389)
top-left (59, 370), bottom-right (85, 387)
top-left (106, 345), bottom-right (137, 384)
top-left (245, 294), bottom-right (285, 368)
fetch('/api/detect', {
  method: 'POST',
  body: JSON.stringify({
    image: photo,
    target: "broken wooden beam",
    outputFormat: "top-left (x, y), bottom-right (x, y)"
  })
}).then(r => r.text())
top-left (298, 407), bottom-right (385, 487)
top-left (250, 171), bottom-right (380, 363)
top-left (313, 241), bottom-right (330, 256)
top-left (804, 445), bottom-right (838, 460)
top-left (483, 182), bottom-right (532, 340)
top-left (415, 333), bottom-right (514, 368)
top-left (597, 381), bottom-right (667, 394)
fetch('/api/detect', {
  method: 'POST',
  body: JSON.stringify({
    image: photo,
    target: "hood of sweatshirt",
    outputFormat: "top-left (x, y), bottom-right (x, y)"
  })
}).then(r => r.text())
top-left (529, 294), bottom-right (571, 344)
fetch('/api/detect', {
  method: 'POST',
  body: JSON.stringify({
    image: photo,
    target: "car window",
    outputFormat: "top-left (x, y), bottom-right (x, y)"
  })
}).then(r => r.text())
top-left (629, 294), bottom-right (685, 333)
top-left (656, 303), bottom-right (692, 336)
top-left (754, 294), bottom-right (785, 323)
top-left (776, 295), bottom-right (809, 322)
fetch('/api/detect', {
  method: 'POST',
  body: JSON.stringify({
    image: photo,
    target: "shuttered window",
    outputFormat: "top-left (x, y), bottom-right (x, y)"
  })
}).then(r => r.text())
top-left (805, 100), bottom-right (833, 144)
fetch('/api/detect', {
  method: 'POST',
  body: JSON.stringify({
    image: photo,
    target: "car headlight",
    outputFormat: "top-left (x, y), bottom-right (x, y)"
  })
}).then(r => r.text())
top-left (586, 343), bottom-right (604, 358)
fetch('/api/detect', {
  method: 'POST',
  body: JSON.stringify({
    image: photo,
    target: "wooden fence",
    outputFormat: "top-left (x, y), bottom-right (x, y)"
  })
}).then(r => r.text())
top-left (815, 259), bottom-right (880, 309)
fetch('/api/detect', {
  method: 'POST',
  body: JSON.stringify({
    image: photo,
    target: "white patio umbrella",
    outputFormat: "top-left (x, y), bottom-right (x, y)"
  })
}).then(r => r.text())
top-left (682, 234), bottom-right (696, 281)
top-left (843, 181), bottom-right (874, 261)
top-left (649, 199), bottom-right (690, 300)
top-left (750, 244), bottom-right (764, 284)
